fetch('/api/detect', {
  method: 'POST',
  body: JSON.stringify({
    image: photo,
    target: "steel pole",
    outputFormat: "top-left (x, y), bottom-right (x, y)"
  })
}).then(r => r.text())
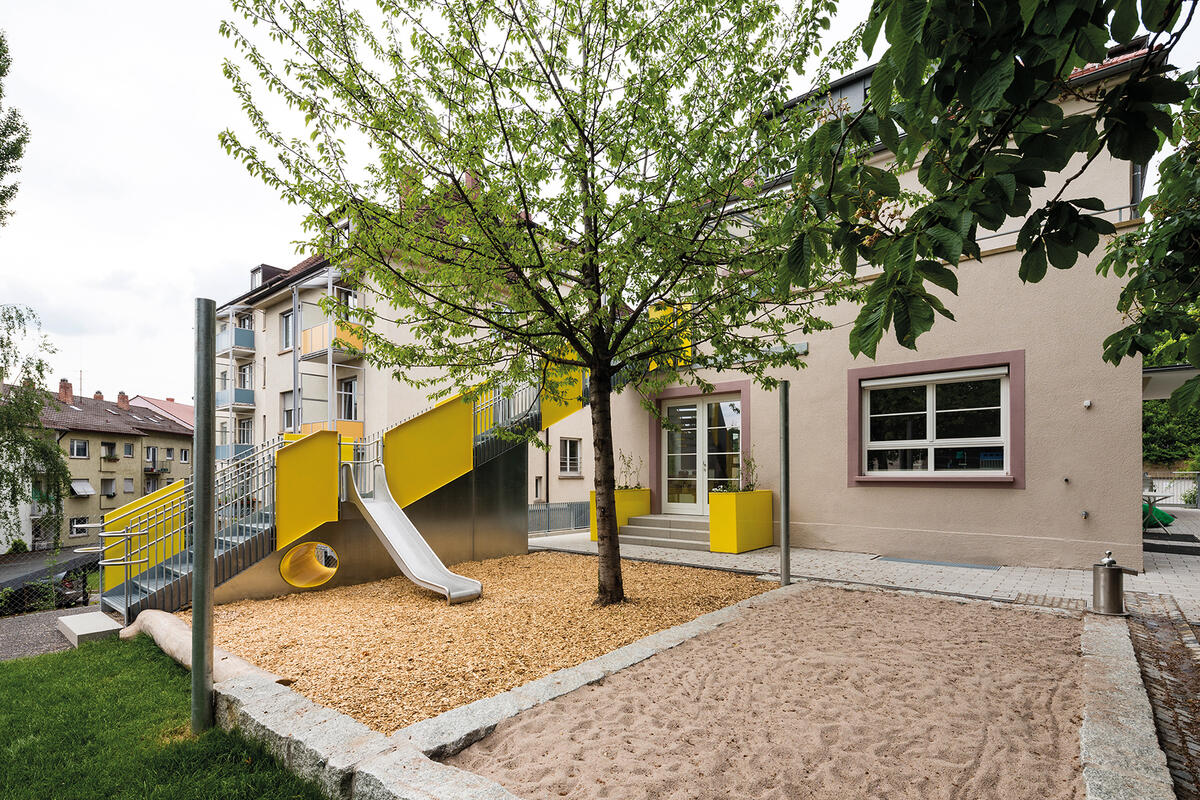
top-left (192, 298), bottom-right (216, 732)
top-left (779, 380), bottom-right (790, 586)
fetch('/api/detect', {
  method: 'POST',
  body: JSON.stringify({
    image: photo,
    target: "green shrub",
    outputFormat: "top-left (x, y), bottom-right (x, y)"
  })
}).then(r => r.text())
top-left (5, 539), bottom-right (28, 554)
top-left (1144, 400), bottom-right (1200, 465)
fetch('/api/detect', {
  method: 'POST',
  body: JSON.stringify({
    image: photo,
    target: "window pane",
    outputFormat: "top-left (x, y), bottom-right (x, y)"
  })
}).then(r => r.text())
top-left (933, 447), bottom-right (1005, 471)
top-left (869, 385), bottom-right (925, 414)
top-left (935, 408), bottom-right (1001, 439)
top-left (707, 426), bottom-right (741, 452)
top-left (935, 379), bottom-right (1001, 410)
top-left (666, 454), bottom-right (697, 478)
top-left (869, 413), bottom-right (927, 442)
top-left (666, 427), bottom-right (697, 454)
top-left (667, 479), bottom-right (697, 504)
top-left (706, 401), bottom-right (741, 430)
top-left (865, 448), bottom-right (928, 471)
top-left (707, 452), bottom-right (740, 482)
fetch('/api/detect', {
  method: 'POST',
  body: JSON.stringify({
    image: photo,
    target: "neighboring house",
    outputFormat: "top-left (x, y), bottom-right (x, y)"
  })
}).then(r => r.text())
top-left (129, 395), bottom-right (195, 431)
top-left (13, 380), bottom-right (194, 551)
top-left (603, 46), bottom-right (1153, 571)
top-left (215, 259), bottom-right (593, 503)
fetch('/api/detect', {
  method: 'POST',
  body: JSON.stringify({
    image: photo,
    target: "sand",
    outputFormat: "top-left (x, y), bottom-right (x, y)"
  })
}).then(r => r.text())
top-left (447, 585), bottom-right (1084, 800)
top-left (180, 552), bottom-right (767, 732)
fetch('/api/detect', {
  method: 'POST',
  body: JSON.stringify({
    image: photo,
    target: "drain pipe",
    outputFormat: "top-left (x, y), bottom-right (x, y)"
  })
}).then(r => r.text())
top-left (192, 298), bottom-right (216, 732)
top-left (779, 380), bottom-right (790, 586)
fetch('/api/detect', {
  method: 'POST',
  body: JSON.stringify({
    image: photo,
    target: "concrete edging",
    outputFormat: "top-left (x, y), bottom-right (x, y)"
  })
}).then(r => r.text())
top-left (1080, 615), bottom-right (1176, 800)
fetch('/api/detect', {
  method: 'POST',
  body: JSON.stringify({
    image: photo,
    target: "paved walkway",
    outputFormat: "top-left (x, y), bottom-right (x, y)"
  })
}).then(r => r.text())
top-left (0, 604), bottom-right (105, 661)
top-left (533, 523), bottom-right (1200, 620)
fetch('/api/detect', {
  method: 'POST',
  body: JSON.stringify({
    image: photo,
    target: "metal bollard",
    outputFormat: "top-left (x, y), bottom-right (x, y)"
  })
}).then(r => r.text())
top-left (1092, 551), bottom-right (1136, 616)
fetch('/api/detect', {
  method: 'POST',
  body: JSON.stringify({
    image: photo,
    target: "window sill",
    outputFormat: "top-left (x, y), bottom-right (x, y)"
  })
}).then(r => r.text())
top-left (558, 473), bottom-right (584, 480)
top-left (852, 474), bottom-right (1016, 487)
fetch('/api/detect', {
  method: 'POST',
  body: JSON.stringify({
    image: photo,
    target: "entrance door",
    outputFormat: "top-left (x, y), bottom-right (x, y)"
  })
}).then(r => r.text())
top-left (662, 396), bottom-right (742, 515)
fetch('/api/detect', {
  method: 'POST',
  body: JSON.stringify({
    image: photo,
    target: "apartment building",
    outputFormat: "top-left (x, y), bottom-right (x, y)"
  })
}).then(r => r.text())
top-left (15, 380), bottom-right (194, 550)
top-left (215, 258), bottom-right (592, 505)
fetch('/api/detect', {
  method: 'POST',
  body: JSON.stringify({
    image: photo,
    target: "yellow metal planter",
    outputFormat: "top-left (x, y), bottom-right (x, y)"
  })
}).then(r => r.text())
top-left (708, 490), bottom-right (773, 553)
top-left (589, 488), bottom-right (651, 541)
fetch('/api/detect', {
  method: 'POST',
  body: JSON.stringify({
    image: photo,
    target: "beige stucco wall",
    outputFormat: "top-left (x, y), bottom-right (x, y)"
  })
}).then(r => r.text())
top-left (528, 409), bottom-right (595, 505)
top-left (606, 124), bottom-right (1145, 570)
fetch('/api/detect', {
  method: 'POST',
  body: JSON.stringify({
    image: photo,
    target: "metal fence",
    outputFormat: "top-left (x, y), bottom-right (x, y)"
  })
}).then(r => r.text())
top-left (528, 501), bottom-right (590, 534)
top-left (1144, 471), bottom-right (1200, 507)
top-left (0, 551), bottom-right (101, 618)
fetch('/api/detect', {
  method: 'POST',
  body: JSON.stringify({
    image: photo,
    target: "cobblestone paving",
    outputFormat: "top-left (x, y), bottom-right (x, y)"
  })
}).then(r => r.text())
top-left (1127, 592), bottom-right (1200, 800)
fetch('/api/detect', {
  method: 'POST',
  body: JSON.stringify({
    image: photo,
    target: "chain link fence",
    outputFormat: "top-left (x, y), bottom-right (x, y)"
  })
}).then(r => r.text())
top-left (0, 547), bottom-right (101, 618)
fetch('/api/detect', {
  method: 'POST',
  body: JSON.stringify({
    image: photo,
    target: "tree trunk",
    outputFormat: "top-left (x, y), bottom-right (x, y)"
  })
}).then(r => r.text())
top-left (589, 367), bottom-right (624, 605)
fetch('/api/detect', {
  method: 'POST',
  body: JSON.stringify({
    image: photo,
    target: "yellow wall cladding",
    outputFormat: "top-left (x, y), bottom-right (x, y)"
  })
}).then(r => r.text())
top-left (383, 395), bottom-right (473, 508)
top-left (276, 430), bottom-right (341, 549)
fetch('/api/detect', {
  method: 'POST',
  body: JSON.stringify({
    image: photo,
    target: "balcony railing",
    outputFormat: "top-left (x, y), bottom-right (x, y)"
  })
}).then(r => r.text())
top-left (216, 386), bottom-right (255, 407)
top-left (216, 443), bottom-right (255, 460)
top-left (216, 326), bottom-right (255, 354)
top-left (300, 320), bottom-right (364, 360)
top-left (143, 461), bottom-right (170, 474)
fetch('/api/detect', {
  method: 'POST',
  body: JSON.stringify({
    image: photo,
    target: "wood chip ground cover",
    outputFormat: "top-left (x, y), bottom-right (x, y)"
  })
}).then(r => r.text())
top-left (181, 552), bottom-right (767, 733)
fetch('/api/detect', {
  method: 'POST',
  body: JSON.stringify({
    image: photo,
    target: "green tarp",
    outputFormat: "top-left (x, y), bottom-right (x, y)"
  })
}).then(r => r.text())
top-left (1143, 502), bottom-right (1175, 528)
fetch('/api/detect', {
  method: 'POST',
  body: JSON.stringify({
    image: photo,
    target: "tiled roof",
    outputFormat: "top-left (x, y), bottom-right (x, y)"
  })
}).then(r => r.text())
top-left (2, 385), bottom-right (194, 438)
top-left (219, 252), bottom-right (329, 312)
top-left (129, 395), bottom-right (195, 429)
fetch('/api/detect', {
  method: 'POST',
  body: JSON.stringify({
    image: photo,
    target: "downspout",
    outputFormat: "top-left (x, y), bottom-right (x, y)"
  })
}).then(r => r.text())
top-left (228, 310), bottom-right (236, 454)
top-left (291, 287), bottom-right (300, 432)
top-left (326, 268), bottom-right (334, 435)
top-left (544, 428), bottom-right (550, 503)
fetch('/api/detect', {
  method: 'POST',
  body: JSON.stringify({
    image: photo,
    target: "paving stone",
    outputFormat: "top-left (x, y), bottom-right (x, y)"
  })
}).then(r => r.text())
top-left (1083, 765), bottom-right (1177, 800)
top-left (351, 744), bottom-right (522, 800)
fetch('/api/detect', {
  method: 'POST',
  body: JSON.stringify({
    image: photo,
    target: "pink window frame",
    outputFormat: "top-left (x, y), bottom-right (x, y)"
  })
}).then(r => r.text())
top-left (648, 380), bottom-right (751, 514)
top-left (847, 350), bottom-right (1025, 488)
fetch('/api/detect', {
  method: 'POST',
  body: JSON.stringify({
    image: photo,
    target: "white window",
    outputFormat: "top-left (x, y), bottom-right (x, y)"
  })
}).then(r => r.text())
top-left (100, 478), bottom-right (116, 497)
top-left (237, 363), bottom-right (254, 390)
top-left (281, 391), bottom-right (295, 431)
top-left (124, 442), bottom-right (134, 457)
top-left (180, 448), bottom-right (189, 464)
top-left (145, 446), bottom-right (157, 463)
top-left (237, 417), bottom-right (253, 445)
top-left (281, 310), bottom-right (294, 350)
top-left (559, 438), bottom-right (581, 475)
top-left (165, 448), bottom-right (174, 460)
top-left (338, 378), bottom-right (358, 421)
top-left (69, 439), bottom-right (89, 458)
top-left (68, 516), bottom-right (89, 538)
top-left (335, 286), bottom-right (359, 310)
top-left (237, 312), bottom-right (253, 329)
top-left (100, 441), bottom-right (116, 459)
top-left (145, 476), bottom-right (159, 494)
top-left (862, 367), bottom-right (1008, 475)
top-left (534, 476), bottom-right (543, 499)
top-left (123, 478), bottom-right (135, 494)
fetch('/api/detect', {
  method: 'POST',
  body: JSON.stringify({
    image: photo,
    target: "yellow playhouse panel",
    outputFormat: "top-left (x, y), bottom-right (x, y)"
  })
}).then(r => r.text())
top-left (383, 395), bottom-right (473, 508)
top-left (276, 430), bottom-right (341, 549)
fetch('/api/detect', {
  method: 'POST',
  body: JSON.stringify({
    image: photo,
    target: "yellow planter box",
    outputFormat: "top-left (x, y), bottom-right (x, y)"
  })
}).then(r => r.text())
top-left (590, 488), bottom-right (651, 541)
top-left (709, 490), bottom-right (773, 553)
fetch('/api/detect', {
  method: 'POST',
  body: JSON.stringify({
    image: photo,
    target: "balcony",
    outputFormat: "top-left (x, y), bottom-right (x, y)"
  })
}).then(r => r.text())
top-left (300, 320), bottom-right (364, 363)
top-left (216, 386), bottom-right (255, 408)
top-left (144, 460), bottom-right (170, 475)
top-left (299, 419), bottom-right (365, 439)
top-left (216, 443), bottom-right (254, 460)
top-left (216, 326), bottom-right (255, 357)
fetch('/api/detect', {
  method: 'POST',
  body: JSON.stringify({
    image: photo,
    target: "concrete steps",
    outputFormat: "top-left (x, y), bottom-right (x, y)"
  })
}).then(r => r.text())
top-left (619, 514), bottom-right (710, 552)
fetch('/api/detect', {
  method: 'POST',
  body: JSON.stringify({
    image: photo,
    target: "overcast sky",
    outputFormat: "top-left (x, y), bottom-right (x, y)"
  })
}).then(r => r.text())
top-left (0, 3), bottom-right (1196, 406)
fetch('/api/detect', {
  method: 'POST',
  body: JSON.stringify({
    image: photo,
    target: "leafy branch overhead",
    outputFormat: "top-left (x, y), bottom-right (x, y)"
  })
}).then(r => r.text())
top-left (0, 29), bottom-right (31, 227)
top-left (782, 0), bottom-right (1198, 359)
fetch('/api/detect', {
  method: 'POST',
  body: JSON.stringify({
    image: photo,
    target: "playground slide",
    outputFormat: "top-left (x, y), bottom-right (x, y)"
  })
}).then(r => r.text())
top-left (339, 463), bottom-right (482, 604)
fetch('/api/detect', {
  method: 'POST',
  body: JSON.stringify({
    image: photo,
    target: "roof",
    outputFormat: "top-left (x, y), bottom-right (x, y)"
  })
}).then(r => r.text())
top-left (129, 395), bottom-right (195, 430)
top-left (4, 386), bottom-right (195, 438)
top-left (218, 253), bottom-right (329, 313)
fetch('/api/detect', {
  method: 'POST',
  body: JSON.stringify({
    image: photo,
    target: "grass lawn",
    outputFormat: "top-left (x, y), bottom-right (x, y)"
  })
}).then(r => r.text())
top-left (0, 634), bottom-right (326, 800)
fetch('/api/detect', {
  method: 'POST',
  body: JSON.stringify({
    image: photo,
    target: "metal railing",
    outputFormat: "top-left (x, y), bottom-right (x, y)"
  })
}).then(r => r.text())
top-left (1144, 471), bottom-right (1200, 508)
top-left (472, 383), bottom-right (542, 465)
top-left (99, 436), bottom-right (283, 621)
top-left (528, 501), bottom-right (590, 534)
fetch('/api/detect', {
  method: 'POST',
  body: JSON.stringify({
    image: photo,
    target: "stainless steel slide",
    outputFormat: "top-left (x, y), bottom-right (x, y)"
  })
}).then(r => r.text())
top-left (340, 463), bottom-right (482, 604)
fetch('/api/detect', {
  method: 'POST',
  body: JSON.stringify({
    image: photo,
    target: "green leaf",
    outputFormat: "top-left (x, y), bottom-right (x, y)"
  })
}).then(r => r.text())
top-left (785, 234), bottom-right (811, 286)
top-left (970, 57), bottom-right (1016, 108)
top-left (862, 7), bottom-right (887, 56)
top-left (1045, 236), bottom-right (1079, 269)
top-left (1169, 375), bottom-right (1200, 414)
top-left (1019, 0), bottom-right (1041, 28)
top-left (1111, 0), bottom-right (1139, 41)
top-left (870, 53), bottom-right (896, 111)
top-left (1069, 196), bottom-right (1105, 211)
top-left (925, 225), bottom-right (964, 262)
top-left (1019, 242), bottom-right (1048, 283)
top-left (916, 260), bottom-right (959, 293)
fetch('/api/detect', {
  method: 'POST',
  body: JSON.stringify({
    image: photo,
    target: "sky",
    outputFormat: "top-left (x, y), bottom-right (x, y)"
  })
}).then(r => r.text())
top-left (0, 2), bottom-right (1196, 405)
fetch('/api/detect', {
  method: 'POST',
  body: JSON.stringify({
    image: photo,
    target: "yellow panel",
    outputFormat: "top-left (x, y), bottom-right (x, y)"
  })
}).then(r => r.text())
top-left (102, 480), bottom-right (188, 590)
top-left (540, 365), bottom-right (586, 430)
top-left (299, 420), bottom-right (364, 440)
top-left (275, 430), bottom-right (340, 550)
top-left (589, 488), bottom-right (651, 542)
top-left (334, 321), bottom-right (364, 351)
top-left (708, 490), bottom-right (773, 553)
top-left (383, 395), bottom-right (473, 508)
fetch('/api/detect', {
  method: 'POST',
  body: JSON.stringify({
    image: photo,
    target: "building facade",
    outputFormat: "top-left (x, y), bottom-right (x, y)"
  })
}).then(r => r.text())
top-left (603, 53), bottom-right (1150, 570)
top-left (17, 381), bottom-right (194, 551)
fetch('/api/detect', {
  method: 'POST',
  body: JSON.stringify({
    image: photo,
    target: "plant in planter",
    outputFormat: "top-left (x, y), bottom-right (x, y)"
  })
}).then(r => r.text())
top-left (616, 450), bottom-right (645, 490)
top-left (708, 449), bottom-right (772, 553)
top-left (592, 450), bottom-right (650, 541)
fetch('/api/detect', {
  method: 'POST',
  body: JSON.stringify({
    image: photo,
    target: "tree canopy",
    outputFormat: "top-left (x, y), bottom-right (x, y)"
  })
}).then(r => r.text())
top-left (780, 0), bottom-right (1197, 360)
top-left (220, 0), bottom-right (858, 602)
top-left (0, 30), bottom-right (29, 227)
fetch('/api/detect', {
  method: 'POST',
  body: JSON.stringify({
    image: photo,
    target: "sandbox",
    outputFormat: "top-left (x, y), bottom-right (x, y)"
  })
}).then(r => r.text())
top-left (447, 585), bottom-right (1085, 800)
top-left (181, 551), bottom-right (768, 733)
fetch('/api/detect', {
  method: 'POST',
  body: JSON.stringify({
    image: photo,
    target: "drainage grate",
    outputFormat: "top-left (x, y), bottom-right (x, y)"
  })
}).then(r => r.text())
top-left (873, 556), bottom-right (1000, 571)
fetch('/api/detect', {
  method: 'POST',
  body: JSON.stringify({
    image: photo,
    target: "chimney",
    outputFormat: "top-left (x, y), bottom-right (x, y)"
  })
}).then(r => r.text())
top-left (117, 391), bottom-right (130, 410)
top-left (57, 379), bottom-right (73, 403)
top-left (165, 397), bottom-right (175, 403)
top-left (93, 391), bottom-right (103, 401)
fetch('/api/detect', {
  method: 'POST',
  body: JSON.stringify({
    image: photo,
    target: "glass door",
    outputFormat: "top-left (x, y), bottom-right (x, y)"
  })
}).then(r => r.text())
top-left (662, 396), bottom-right (742, 515)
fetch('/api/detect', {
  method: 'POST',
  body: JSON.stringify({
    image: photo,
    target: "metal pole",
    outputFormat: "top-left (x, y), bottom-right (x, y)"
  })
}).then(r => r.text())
top-left (779, 380), bottom-right (790, 586)
top-left (192, 298), bottom-right (216, 732)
